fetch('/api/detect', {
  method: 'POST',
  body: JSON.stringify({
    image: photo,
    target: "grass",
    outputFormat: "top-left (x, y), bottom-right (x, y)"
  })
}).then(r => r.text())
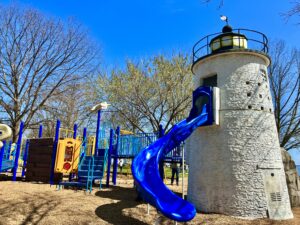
top-left (116, 164), bottom-right (188, 180)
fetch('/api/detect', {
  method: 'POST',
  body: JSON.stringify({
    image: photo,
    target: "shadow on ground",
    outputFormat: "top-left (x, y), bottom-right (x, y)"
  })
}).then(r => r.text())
top-left (0, 192), bottom-right (60, 225)
top-left (0, 174), bottom-right (23, 181)
top-left (94, 186), bottom-right (149, 225)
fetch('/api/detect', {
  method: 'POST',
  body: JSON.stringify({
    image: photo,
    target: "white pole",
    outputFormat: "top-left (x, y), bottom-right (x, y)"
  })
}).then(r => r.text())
top-left (147, 203), bottom-right (150, 215)
top-left (182, 143), bottom-right (185, 199)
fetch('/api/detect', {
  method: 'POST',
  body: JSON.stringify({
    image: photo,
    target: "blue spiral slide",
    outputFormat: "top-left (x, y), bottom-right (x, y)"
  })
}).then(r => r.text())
top-left (132, 105), bottom-right (209, 222)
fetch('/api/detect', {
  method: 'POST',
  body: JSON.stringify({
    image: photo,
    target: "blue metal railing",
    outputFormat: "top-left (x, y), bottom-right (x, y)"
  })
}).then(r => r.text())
top-left (116, 131), bottom-right (184, 161)
top-left (96, 125), bottom-right (110, 150)
top-left (87, 156), bottom-right (94, 193)
top-left (117, 132), bottom-right (158, 157)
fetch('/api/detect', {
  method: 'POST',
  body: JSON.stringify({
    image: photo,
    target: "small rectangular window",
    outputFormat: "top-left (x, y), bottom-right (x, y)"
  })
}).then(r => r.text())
top-left (259, 69), bottom-right (267, 81)
top-left (202, 74), bottom-right (217, 87)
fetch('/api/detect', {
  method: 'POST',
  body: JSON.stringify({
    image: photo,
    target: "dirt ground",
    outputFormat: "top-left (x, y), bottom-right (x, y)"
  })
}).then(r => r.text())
top-left (0, 175), bottom-right (299, 225)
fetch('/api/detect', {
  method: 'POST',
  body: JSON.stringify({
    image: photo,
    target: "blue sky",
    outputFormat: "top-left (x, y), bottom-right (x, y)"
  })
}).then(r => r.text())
top-left (2, 0), bottom-right (300, 163)
top-left (2, 0), bottom-right (300, 66)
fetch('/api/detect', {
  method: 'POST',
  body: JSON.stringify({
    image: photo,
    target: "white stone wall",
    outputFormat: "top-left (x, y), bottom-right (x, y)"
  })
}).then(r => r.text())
top-left (187, 52), bottom-right (293, 219)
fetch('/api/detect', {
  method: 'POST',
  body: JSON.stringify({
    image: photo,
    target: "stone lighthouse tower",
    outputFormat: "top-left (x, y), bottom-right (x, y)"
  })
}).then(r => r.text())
top-left (186, 25), bottom-right (293, 220)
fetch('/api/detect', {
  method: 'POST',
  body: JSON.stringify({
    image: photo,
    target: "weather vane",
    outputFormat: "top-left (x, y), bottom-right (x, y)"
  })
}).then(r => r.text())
top-left (220, 15), bottom-right (228, 25)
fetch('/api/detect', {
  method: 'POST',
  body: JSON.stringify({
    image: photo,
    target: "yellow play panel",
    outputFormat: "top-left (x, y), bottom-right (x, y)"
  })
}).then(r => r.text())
top-left (54, 138), bottom-right (81, 174)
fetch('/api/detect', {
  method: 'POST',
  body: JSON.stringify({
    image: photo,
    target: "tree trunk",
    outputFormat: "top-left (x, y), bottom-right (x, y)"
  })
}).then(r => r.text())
top-left (11, 121), bottom-right (20, 143)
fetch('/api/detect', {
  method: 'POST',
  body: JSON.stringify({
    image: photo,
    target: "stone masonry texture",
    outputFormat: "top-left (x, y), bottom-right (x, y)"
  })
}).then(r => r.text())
top-left (186, 52), bottom-right (293, 220)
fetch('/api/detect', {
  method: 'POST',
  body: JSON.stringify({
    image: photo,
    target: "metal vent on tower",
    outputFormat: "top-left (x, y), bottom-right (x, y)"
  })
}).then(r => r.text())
top-left (270, 192), bottom-right (282, 202)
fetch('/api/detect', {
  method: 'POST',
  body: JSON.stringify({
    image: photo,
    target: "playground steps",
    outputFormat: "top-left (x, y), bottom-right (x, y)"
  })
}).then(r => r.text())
top-left (78, 156), bottom-right (105, 179)
top-left (58, 157), bottom-right (93, 191)
top-left (59, 151), bottom-right (107, 192)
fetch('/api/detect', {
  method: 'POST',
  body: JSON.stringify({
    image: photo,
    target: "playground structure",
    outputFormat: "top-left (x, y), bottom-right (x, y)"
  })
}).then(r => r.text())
top-left (0, 118), bottom-right (108, 190)
top-left (1, 106), bottom-right (184, 193)
top-left (0, 122), bottom-right (25, 181)
top-left (0, 124), bottom-right (13, 171)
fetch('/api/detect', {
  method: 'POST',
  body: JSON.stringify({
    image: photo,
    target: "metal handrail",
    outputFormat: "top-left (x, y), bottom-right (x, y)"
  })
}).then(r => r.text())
top-left (87, 156), bottom-right (94, 192)
top-left (192, 28), bottom-right (269, 64)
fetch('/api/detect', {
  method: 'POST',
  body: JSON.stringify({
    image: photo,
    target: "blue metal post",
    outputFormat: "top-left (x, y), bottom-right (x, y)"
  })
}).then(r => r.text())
top-left (73, 124), bottom-right (78, 139)
top-left (159, 124), bottom-right (165, 138)
top-left (95, 110), bottom-right (101, 155)
top-left (158, 124), bottom-right (165, 180)
top-left (38, 125), bottom-right (43, 138)
top-left (79, 127), bottom-right (87, 162)
top-left (21, 140), bottom-right (29, 177)
top-left (13, 121), bottom-right (24, 181)
top-left (6, 141), bottom-right (12, 159)
top-left (69, 124), bottom-right (78, 181)
top-left (82, 127), bottom-right (87, 149)
top-left (106, 129), bottom-right (114, 187)
top-left (112, 126), bottom-right (120, 185)
top-left (0, 140), bottom-right (6, 171)
top-left (50, 120), bottom-right (60, 185)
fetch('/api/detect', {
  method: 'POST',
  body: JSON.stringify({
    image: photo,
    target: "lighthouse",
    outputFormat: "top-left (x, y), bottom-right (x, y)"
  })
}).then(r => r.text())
top-left (186, 25), bottom-right (293, 220)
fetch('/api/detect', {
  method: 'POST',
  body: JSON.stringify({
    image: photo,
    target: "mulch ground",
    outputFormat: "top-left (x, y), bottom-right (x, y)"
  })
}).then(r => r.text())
top-left (0, 175), bottom-right (299, 225)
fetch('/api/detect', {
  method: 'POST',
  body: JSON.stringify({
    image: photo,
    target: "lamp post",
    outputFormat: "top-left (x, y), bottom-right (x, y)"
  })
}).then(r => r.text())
top-left (90, 102), bottom-right (110, 155)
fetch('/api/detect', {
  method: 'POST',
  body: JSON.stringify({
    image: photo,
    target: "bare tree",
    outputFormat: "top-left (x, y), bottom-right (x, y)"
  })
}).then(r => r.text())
top-left (202, 0), bottom-right (224, 8)
top-left (0, 4), bottom-right (99, 141)
top-left (269, 40), bottom-right (300, 150)
top-left (95, 54), bottom-right (193, 133)
top-left (204, 0), bottom-right (300, 22)
top-left (29, 81), bottom-right (94, 138)
top-left (284, 2), bottom-right (300, 22)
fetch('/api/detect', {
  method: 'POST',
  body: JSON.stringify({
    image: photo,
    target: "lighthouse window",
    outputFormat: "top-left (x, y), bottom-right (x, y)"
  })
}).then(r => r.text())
top-left (259, 69), bottom-right (267, 81)
top-left (202, 74), bottom-right (217, 87)
top-left (260, 69), bottom-right (267, 75)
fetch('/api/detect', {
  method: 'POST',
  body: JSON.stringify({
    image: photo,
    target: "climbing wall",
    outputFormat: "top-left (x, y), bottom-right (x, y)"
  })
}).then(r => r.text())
top-left (25, 138), bottom-right (62, 183)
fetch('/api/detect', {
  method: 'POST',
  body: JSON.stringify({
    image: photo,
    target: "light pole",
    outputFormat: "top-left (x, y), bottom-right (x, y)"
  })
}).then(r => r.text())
top-left (90, 102), bottom-right (110, 155)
